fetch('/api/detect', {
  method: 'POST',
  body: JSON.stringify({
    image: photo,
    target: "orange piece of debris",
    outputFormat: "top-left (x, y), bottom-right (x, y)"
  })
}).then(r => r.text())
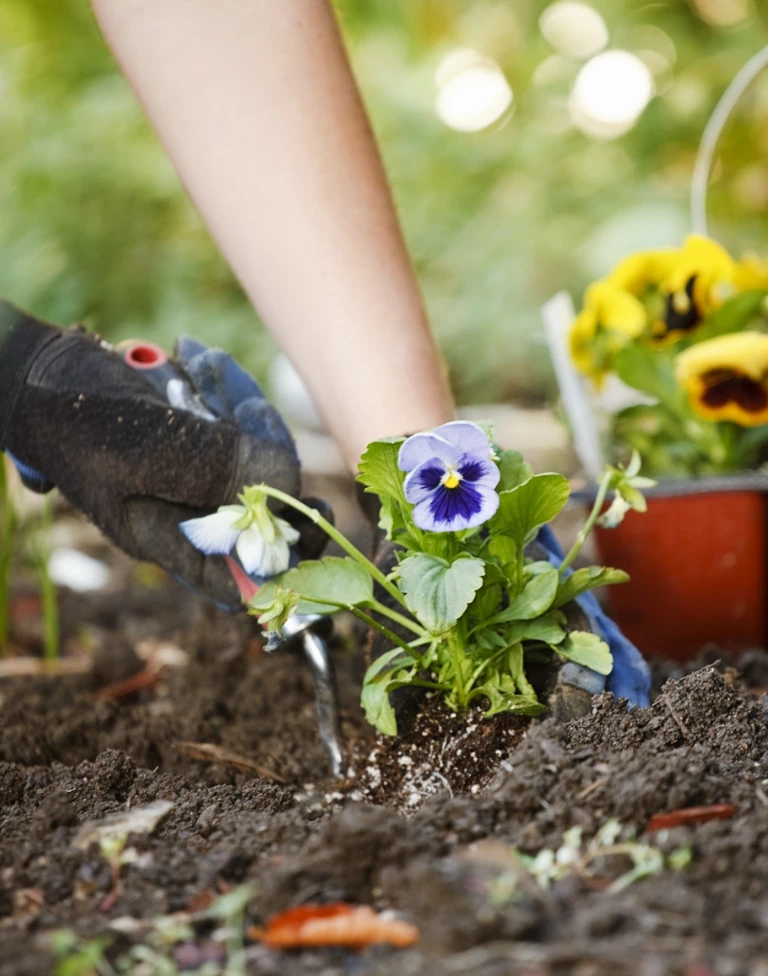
top-left (258, 903), bottom-right (420, 950)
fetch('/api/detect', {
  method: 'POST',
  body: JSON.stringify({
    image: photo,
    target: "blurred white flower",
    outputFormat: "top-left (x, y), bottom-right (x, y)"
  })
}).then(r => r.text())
top-left (180, 486), bottom-right (299, 577)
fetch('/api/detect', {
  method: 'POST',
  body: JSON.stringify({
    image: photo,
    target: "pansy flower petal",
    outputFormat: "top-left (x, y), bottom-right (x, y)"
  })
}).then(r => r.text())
top-left (404, 458), bottom-right (448, 504)
top-left (398, 433), bottom-right (463, 472)
top-left (179, 508), bottom-right (242, 555)
top-left (431, 421), bottom-right (492, 458)
top-left (457, 455), bottom-right (501, 490)
top-left (275, 516), bottom-right (301, 547)
top-left (236, 526), bottom-right (268, 575)
top-left (412, 479), bottom-right (499, 533)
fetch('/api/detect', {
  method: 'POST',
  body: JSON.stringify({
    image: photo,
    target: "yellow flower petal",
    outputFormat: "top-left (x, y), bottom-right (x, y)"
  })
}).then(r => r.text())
top-left (662, 234), bottom-right (736, 315)
top-left (675, 332), bottom-right (768, 427)
top-left (584, 281), bottom-right (646, 337)
top-left (607, 249), bottom-right (680, 294)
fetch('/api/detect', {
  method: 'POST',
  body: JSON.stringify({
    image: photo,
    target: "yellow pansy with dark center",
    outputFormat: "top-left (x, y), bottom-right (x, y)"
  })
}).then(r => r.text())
top-left (675, 332), bottom-right (768, 427)
top-left (700, 369), bottom-right (768, 414)
top-left (662, 275), bottom-right (701, 337)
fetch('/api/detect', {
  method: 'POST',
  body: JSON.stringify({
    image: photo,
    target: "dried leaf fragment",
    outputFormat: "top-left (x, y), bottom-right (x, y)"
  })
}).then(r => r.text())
top-left (647, 803), bottom-right (736, 832)
top-left (176, 741), bottom-right (285, 783)
top-left (73, 800), bottom-right (175, 850)
top-left (258, 903), bottom-right (419, 950)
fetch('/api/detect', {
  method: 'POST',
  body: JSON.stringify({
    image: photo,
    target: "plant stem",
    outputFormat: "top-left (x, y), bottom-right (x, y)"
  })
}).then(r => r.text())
top-left (39, 496), bottom-right (59, 662)
top-left (368, 598), bottom-right (425, 637)
top-left (559, 469), bottom-right (612, 574)
top-left (0, 458), bottom-right (14, 654)
top-left (258, 485), bottom-right (411, 610)
top-left (350, 607), bottom-right (424, 661)
top-left (447, 632), bottom-right (468, 709)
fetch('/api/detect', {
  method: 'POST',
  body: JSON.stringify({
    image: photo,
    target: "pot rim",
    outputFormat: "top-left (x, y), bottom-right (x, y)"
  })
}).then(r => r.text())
top-left (571, 471), bottom-right (768, 503)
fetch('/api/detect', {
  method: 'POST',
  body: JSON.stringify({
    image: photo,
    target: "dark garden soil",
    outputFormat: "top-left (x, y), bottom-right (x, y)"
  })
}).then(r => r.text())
top-left (2, 574), bottom-right (768, 975)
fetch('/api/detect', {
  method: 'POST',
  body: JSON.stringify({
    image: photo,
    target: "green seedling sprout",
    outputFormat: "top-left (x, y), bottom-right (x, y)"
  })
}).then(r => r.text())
top-left (490, 819), bottom-right (692, 905)
top-left (37, 495), bottom-right (60, 662)
top-left (0, 456), bottom-right (16, 654)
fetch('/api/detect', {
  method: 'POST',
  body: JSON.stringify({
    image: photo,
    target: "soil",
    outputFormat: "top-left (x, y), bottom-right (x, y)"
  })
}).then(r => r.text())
top-left (2, 574), bottom-right (768, 975)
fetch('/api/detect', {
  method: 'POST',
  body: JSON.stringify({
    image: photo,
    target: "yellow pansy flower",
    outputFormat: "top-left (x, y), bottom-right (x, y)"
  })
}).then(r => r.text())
top-left (607, 248), bottom-right (680, 295)
top-left (652, 235), bottom-right (737, 342)
top-left (675, 331), bottom-right (768, 427)
top-left (569, 280), bottom-right (646, 386)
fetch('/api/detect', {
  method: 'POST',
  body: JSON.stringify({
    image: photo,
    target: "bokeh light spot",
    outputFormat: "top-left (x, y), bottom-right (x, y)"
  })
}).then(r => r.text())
top-left (569, 50), bottom-right (654, 138)
top-left (539, 2), bottom-right (609, 60)
top-left (434, 49), bottom-right (513, 133)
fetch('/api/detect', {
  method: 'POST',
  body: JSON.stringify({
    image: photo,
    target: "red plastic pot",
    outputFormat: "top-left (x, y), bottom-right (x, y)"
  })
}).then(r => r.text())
top-left (589, 475), bottom-right (768, 661)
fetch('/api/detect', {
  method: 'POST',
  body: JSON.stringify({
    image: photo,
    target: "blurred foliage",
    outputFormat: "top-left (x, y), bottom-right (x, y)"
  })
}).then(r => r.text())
top-left (0, 0), bottom-right (767, 403)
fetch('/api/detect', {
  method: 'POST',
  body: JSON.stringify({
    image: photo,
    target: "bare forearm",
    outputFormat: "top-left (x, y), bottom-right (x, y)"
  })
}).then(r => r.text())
top-left (90, 0), bottom-right (453, 468)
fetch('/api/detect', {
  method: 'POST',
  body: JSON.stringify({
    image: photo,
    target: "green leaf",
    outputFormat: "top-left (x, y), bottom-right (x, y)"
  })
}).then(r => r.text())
top-left (488, 533), bottom-right (517, 569)
top-left (357, 438), bottom-right (406, 500)
top-left (469, 582), bottom-right (502, 622)
top-left (491, 474), bottom-right (570, 551)
top-left (279, 556), bottom-right (373, 613)
top-left (496, 448), bottom-right (533, 492)
top-left (494, 568), bottom-right (559, 623)
top-left (361, 649), bottom-right (415, 736)
top-left (614, 344), bottom-right (683, 412)
top-left (557, 631), bottom-right (613, 675)
top-left (364, 647), bottom-right (414, 682)
top-left (398, 553), bottom-right (485, 634)
top-left (507, 610), bottom-right (566, 645)
top-left (471, 668), bottom-right (545, 717)
top-left (692, 289), bottom-right (768, 342)
top-left (361, 680), bottom-right (398, 736)
top-left (554, 567), bottom-right (629, 608)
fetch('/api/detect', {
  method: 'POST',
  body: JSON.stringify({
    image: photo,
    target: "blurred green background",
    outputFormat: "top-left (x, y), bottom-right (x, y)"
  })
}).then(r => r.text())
top-left (0, 0), bottom-right (767, 405)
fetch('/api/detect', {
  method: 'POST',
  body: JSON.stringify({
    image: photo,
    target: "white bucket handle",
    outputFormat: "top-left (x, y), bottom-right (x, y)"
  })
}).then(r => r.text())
top-left (691, 44), bottom-right (768, 237)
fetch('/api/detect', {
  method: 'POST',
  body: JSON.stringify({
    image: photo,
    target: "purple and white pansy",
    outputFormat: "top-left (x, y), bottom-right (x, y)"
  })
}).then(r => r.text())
top-left (398, 421), bottom-right (500, 532)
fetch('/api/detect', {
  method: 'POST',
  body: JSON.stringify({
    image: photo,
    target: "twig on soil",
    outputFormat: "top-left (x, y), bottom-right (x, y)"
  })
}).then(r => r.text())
top-left (647, 803), bottom-right (736, 832)
top-left (176, 741), bottom-right (286, 783)
top-left (0, 655), bottom-right (91, 677)
top-left (95, 666), bottom-right (161, 701)
top-left (663, 698), bottom-right (689, 741)
top-left (576, 776), bottom-right (608, 801)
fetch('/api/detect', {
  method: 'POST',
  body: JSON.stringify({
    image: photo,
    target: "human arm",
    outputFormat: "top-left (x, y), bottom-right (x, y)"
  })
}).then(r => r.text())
top-left (89, 0), bottom-right (454, 470)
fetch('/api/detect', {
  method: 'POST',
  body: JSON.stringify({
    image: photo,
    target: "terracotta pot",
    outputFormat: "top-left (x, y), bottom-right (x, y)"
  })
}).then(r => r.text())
top-left (589, 475), bottom-right (768, 661)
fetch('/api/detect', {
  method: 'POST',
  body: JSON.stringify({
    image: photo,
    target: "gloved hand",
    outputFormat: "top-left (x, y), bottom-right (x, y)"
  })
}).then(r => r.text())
top-left (0, 301), bottom-right (328, 610)
top-left (536, 524), bottom-right (651, 708)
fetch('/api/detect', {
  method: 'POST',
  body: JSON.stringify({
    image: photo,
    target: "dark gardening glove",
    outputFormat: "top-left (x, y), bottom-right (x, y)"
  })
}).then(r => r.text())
top-left (0, 301), bottom-right (328, 610)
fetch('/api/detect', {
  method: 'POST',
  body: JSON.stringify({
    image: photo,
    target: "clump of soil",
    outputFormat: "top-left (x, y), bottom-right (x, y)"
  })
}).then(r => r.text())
top-left (344, 696), bottom-right (529, 813)
top-left (3, 578), bottom-right (768, 975)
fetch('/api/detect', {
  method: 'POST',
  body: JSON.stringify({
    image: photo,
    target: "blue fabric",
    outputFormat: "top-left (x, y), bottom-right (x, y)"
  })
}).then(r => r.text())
top-left (175, 338), bottom-right (297, 460)
top-left (536, 524), bottom-right (651, 708)
top-left (6, 450), bottom-right (52, 494)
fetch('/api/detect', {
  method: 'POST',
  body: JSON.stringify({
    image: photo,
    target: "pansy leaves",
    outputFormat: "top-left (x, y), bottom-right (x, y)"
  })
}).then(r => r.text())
top-left (506, 610), bottom-right (567, 645)
top-left (357, 438), bottom-right (406, 501)
top-left (361, 648), bottom-right (416, 736)
top-left (554, 566), bottom-right (629, 608)
top-left (614, 344), bottom-right (684, 412)
top-left (692, 289), bottom-right (768, 343)
top-left (490, 474), bottom-right (570, 555)
top-left (493, 567), bottom-right (559, 623)
top-left (253, 556), bottom-right (373, 615)
top-left (496, 448), bottom-right (533, 492)
top-left (398, 553), bottom-right (485, 635)
top-left (557, 631), bottom-right (613, 675)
